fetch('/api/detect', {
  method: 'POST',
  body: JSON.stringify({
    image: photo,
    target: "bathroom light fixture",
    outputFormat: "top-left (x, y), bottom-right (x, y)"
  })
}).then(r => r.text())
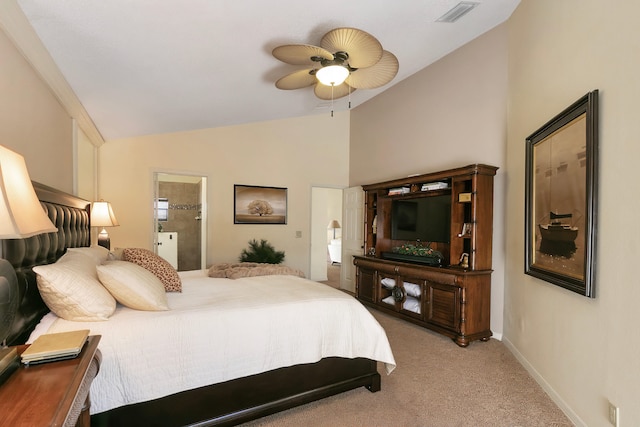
top-left (91, 200), bottom-right (119, 250)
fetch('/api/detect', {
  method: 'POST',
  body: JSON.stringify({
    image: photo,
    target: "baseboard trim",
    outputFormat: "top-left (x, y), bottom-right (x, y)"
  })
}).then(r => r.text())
top-left (502, 336), bottom-right (586, 427)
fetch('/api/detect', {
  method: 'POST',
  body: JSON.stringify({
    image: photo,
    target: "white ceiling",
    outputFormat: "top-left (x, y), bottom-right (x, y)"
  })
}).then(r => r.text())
top-left (14, 0), bottom-right (520, 141)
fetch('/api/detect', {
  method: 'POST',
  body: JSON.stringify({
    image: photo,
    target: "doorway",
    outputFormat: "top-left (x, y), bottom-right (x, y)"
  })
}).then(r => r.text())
top-left (310, 187), bottom-right (343, 286)
top-left (153, 172), bottom-right (207, 271)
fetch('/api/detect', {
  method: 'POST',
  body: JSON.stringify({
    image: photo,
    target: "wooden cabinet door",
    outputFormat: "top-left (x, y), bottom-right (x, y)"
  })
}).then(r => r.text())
top-left (356, 266), bottom-right (376, 303)
top-left (426, 282), bottom-right (460, 331)
top-left (376, 272), bottom-right (398, 312)
top-left (397, 276), bottom-right (426, 321)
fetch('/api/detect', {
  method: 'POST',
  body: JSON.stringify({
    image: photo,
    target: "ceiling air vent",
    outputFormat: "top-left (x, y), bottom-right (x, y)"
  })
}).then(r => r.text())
top-left (436, 2), bottom-right (479, 23)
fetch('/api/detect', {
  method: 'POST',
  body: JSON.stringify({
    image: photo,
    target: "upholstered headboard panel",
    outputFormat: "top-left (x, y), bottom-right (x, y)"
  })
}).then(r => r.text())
top-left (1, 182), bottom-right (90, 345)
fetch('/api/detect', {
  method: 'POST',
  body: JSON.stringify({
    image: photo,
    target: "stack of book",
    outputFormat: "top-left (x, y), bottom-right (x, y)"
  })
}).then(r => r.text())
top-left (421, 181), bottom-right (449, 191)
top-left (21, 329), bottom-right (89, 365)
top-left (388, 187), bottom-right (411, 196)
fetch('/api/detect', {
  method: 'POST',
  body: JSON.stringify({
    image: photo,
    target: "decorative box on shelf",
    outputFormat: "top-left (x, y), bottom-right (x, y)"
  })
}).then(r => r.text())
top-left (421, 181), bottom-right (450, 191)
top-left (458, 192), bottom-right (472, 202)
top-left (387, 187), bottom-right (411, 196)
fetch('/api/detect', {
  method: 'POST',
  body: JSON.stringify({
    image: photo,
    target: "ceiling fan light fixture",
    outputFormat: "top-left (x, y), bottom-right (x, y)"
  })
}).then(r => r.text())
top-left (316, 65), bottom-right (349, 86)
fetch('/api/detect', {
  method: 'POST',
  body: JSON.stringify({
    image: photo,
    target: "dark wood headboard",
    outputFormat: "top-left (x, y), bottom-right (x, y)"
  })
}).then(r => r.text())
top-left (1, 182), bottom-right (91, 345)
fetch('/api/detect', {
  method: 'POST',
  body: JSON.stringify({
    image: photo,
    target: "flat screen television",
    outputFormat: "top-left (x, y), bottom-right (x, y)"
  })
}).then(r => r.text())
top-left (391, 195), bottom-right (451, 243)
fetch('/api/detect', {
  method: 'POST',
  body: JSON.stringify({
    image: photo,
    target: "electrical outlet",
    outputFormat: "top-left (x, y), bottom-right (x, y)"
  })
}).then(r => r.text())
top-left (608, 401), bottom-right (619, 427)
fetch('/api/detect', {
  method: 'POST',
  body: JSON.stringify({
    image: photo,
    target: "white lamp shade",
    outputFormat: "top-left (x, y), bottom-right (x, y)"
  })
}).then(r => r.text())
top-left (0, 145), bottom-right (57, 238)
top-left (316, 65), bottom-right (349, 86)
top-left (91, 201), bottom-right (119, 227)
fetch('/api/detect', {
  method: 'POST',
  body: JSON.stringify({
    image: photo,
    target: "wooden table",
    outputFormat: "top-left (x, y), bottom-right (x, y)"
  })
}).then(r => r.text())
top-left (0, 335), bottom-right (101, 427)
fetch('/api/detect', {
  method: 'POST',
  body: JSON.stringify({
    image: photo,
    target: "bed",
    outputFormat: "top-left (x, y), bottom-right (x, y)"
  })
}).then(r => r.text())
top-left (1, 182), bottom-right (395, 426)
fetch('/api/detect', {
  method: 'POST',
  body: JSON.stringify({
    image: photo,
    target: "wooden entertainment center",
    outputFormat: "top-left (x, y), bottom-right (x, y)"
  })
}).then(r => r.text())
top-left (354, 164), bottom-right (498, 347)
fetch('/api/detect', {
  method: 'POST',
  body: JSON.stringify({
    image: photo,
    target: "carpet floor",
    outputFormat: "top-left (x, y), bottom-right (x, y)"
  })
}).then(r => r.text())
top-left (240, 286), bottom-right (572, 427)
top-left (319, 262), bottom-right (341, 289)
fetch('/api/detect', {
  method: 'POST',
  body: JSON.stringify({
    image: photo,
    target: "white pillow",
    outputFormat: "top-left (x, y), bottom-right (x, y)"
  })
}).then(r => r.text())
top-left (403, 281), bottom-right (422, 298)
top-left (67, 245), bottom-right (111, 265)
top-left (381, 278), bottom-right (421, 297)
top-left (403, 296), bottom-right (421, 314)
top-left (33, 251), bottom-right (116, 321)
top-left (381, 295), bottom-right (421, 314)
top-left (97, 261), bottom-right (169, 311)
top-left (381, 277), bottom-right (396, 289)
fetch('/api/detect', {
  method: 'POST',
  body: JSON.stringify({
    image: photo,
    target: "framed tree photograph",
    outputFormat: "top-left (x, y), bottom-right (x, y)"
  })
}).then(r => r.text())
top-left (234, 185), bottom-right (287, 224)
top-left (524, 90), bottom-right (599, 297)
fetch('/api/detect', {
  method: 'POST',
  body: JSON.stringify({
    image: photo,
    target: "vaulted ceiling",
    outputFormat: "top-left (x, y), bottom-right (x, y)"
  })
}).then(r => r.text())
top-left (4, 0), bottom-right (519, 142)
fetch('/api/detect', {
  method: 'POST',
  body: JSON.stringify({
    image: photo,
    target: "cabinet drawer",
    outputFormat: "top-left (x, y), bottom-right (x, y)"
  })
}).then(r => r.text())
top-left (427, 282), bottom-right (460, 330)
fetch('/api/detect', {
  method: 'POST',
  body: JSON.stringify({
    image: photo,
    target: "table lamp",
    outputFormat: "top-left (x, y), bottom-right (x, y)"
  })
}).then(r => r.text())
top-left (327, 220), bottom-right (341, 239)
top-left (0, 145), bottom-right (58, 383)
top-left (90, 201), bottom-right (119, 250)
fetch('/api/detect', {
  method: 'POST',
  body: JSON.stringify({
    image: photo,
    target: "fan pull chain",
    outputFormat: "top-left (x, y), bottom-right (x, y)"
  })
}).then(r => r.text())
top-left (331, 84), bottom-right (335, 117)
top-left (348, 85), bottom-right (352, 109)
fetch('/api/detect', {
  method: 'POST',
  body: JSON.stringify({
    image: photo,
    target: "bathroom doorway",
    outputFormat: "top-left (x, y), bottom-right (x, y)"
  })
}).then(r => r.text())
top-left (153, 172), bottom-right (207, 271)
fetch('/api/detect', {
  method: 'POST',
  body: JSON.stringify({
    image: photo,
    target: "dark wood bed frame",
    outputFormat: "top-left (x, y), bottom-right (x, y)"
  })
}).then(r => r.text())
top-left (2, 183), bottom-right (381, 427)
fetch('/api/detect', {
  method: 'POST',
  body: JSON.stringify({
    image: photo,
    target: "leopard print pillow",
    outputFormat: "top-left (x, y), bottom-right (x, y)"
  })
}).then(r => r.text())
top-left (122, 248), bottom-right (182, 292)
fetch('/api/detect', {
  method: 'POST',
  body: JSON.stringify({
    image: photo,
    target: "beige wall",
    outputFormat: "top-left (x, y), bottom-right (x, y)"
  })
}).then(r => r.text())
top-left (0, 27), bottom-right (74, 192)
top-left (99, 112), bottom-right (350, 276)
top-left (76, 126), bottom-right (96, 201)
top-left (350, 25), bottom-right (508, 337)
top-left (349, 24), bottom-right (507, 186)
top-left (505, 1), bottom-right (640, 425)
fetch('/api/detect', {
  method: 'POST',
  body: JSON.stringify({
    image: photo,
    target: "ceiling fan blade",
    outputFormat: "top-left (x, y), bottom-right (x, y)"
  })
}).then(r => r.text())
top-left (275, 69), bottom-right (317, 90)
top-left (346, 50), bottom-right (399, 89)
top-left (272, 44), bottom-right (334, 66)
top-left (320, 28), bottom-right (383, 69)
top-left (314, 82), bottom-right (355, 100)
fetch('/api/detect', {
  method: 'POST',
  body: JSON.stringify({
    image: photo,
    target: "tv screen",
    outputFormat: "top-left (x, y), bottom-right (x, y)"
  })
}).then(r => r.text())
top-left (391, 196), bottom-right (451, 243)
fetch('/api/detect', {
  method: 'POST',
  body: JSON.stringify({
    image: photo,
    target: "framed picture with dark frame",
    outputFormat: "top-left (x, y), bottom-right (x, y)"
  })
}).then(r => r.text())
top-left (234, 184), bottom-right (287, 224)
top-left (524, 90), bottom-right (599, 297)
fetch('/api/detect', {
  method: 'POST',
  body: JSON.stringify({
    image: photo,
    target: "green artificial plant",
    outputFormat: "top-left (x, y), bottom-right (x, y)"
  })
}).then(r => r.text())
top-left (239, 239), bottom-right (285, 264)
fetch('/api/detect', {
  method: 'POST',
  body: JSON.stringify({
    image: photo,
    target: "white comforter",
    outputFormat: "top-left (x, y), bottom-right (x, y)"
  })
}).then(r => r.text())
top-left (29, 270), bottom-right (396, 414)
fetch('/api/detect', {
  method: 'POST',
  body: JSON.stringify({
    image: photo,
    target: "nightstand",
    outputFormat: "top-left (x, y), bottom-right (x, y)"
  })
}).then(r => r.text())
top-left (0, 335), bottom-right (101, 427)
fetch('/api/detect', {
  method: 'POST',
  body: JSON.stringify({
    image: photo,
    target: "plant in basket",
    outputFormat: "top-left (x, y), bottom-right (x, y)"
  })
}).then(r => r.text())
top-left (392, 241), bottom-right (443, 263)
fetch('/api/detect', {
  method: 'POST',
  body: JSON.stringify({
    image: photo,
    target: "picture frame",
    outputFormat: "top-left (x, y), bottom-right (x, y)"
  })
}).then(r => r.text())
top-left (524, 90), bottom-right (598, 297)
top-left (234, 185), bottom-right (287, 224)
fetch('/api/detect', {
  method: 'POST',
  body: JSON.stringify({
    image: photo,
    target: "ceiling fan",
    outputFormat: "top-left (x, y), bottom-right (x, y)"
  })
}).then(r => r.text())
top-left (272, 27), bottom-right (399, 101)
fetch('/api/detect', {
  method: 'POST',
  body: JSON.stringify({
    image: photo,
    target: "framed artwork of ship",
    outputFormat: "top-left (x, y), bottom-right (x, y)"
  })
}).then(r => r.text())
top-left (524, 90), bottom-right (599, 297)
